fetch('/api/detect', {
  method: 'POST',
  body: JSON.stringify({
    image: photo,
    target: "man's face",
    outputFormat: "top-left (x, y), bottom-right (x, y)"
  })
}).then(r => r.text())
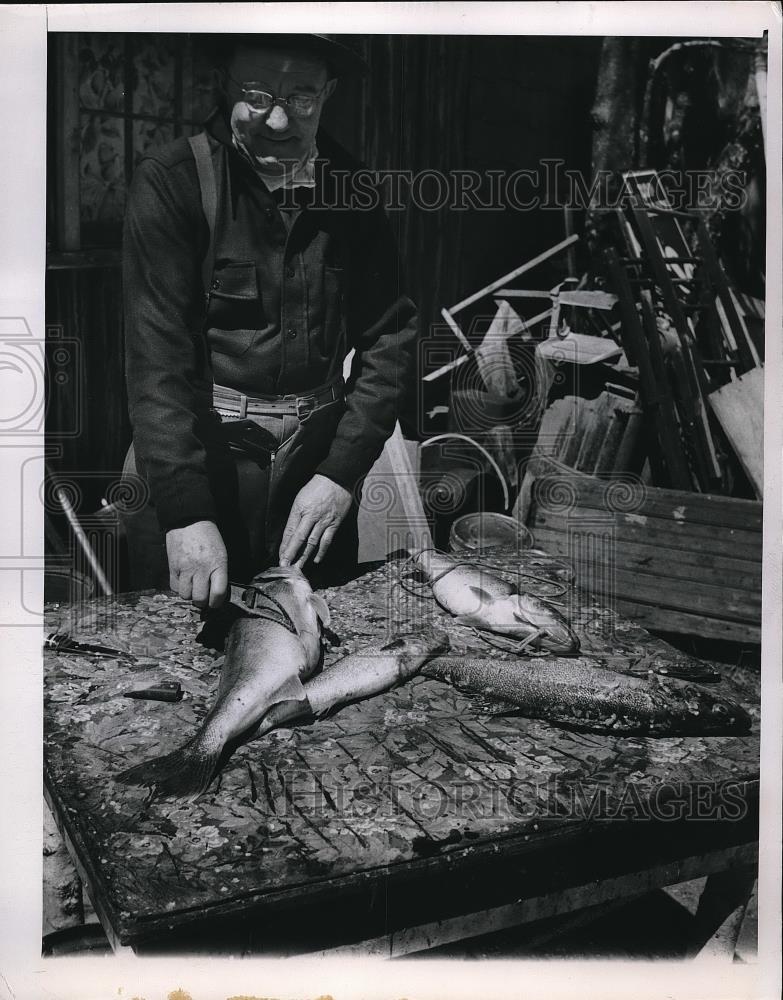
top-left (225, 45), bottom-right (335, 171)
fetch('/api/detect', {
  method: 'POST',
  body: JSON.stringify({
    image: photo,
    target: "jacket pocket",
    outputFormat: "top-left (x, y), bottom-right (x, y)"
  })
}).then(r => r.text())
top-left (206, 261), bottom-right (264, 358)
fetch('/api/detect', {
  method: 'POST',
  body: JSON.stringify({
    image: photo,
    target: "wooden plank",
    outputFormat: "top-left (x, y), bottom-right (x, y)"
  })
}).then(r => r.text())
top-left (449, 234), bottom-right (579, 315)
top-left (612, 406), bottom-right (646, 474)
top-left (533, 397), bottom-right (580, 457)
top-left (43, 801), bottom-right (86, 936)
top-left (593, 404), bottom-right (631, 475)
top-left (560, 398), bottom-right (591, 469)
top-left (728, 286), bottom-right (762, 368)
top-left (599, 571), bottom-right (759, 624)
top-left (554, 472), bottom-right (764, 532)
top-left (615, 600), bottom-right (761, 644)
top-left (631, 208), bottom-right (722, 486)
top-left (570, 399), bottom-right (597, 470)
top-left (709, 367), bottom-right (764, 499)
top-left (530, 528), bottom-right (762, 592)
top-left (531, 509), bottom-right (763, 559)
top-left (422, 350), bottom-right (469, 382)
top-left (312, 842), bottom-right (758, 958)
top-left (440, 307), bottom-right (473, 354)
top-left (574, 392), bottom-right (613, 473)
top-left (689, 866), bottom-right (757, 962)
top-left (546, 543), bottom-right (762, 621)
top-left (608, 252), bottom-right (690, 487)
top-left (696, 219), bottom-right (758, 374)
top-left (733, 879), bottom-right (758, 963)
top-left (43, 781), bottom-right (126, 954)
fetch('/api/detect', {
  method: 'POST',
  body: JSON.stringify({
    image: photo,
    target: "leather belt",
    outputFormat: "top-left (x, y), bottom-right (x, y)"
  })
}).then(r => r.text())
top-left (213, 376), bottom-right (345, 420)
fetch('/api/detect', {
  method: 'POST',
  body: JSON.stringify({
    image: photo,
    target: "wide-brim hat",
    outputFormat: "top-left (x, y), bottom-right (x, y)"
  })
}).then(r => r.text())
top-left (202, 32), bottom-right (368, 79)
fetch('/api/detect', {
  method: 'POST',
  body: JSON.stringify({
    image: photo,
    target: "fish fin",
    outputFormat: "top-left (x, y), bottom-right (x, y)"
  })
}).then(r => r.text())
top-left (511, 609), bottom-right (535, 625)
top-left (322, 624), bottom-right (342, 647)
top-left (309, 594), bottom-right (331, 627)
top-left (468, 585), bottom-right (493, 603)
top-left (481, 701), bottom-right (523, 717)
top-left (115, 735), bottom-right (221, 802)
top-left (456, 688), bottom-right (520, 715)
top-left (270, 673), bottom-right (309, 706)
top-left (380, 636), bottom-right (408, 651)
top-left (252, 695), bottom-right (313, 738)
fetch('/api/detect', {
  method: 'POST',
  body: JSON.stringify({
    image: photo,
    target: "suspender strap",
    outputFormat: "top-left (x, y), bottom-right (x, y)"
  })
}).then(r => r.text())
top-left (187, 132), bottom-right (218, 300)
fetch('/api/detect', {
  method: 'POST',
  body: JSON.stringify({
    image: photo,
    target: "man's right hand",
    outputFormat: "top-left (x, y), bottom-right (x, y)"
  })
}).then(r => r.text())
top-left (166, 520), bottom-right (228, 609)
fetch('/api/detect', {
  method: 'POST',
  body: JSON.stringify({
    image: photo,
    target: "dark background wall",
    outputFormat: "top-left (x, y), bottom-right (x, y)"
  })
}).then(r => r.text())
top-left (45, 33), bottom-right (602, 511)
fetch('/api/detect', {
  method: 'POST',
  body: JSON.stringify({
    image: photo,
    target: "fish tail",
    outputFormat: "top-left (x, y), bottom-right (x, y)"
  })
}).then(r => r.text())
top-left (115, 731), bottom-right (223, 802)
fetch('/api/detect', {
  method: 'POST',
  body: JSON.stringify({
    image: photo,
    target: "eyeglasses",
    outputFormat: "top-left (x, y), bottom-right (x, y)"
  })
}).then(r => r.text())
top-left (229, 77), bottom-right (327, 119)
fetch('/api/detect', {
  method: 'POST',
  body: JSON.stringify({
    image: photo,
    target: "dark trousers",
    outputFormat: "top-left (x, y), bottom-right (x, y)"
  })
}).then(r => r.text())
top-left (122, 395), bottom-right (359, 593)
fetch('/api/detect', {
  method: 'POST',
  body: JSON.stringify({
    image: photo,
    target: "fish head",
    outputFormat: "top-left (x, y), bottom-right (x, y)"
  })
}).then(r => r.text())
top-left (249, 566), bottom-right (312, 616)
top-left (537, 626), bottom-right (581, 655)
top-left (251, 565), bottom-right (308, 584)
top-left (653, 677), bottom-right (754, 735)
top-left (699, 694), bottom-right (753, 735)
top-left (249, 566), bottom-right (330, 651)
top-left (513, 594), bottom-right (580, 654)
top-left (408, 547), bottom-right (455, 579)
top-left (380, 627), bottom-right (451, 658)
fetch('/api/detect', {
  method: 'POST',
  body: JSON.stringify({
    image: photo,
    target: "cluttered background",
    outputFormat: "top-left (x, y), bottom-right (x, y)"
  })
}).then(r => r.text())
top-left (45, 31), bottom-right (767, 643)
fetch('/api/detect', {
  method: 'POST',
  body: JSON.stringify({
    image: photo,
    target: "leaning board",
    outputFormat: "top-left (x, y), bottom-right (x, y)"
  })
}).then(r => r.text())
top-left (44, 553), bottom-right (760, 949)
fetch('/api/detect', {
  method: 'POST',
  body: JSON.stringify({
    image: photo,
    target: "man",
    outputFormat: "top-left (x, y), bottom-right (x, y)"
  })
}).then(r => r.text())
top-left (122, 34), bottom-right (417, 609)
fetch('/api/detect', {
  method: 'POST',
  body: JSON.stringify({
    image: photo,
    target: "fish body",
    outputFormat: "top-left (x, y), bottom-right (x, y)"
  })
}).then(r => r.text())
top-left (423, 656), bottom-right (751, 736)
top-left (254, 629), bottom-right (450, 736)
top-left (412, 549), bottom-right (579, 654)
top-left (117, 566), bottom-right (329, 800)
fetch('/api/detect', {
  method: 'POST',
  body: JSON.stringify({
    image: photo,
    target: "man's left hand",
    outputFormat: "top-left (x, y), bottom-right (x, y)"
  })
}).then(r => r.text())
top-left (279, 474), bottom-right (352, 567)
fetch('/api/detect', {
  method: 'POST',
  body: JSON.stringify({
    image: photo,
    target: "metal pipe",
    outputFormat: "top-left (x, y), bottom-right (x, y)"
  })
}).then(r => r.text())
top-left (54, 486), bottom-right (114, 597)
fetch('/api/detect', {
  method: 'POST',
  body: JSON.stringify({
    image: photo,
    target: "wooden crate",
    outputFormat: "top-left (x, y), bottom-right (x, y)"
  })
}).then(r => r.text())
top-left (514, 392), bottom-right (644, 524)
top-left (527, 472), bottom-right (762, 643)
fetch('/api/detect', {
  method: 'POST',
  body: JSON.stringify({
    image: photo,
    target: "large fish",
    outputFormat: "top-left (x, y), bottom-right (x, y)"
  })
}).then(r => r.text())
top-left (252, 629), bottom-right (451, 736)
top-left (116, 566), bottom-right (329, 800)
top-left (411, 549), bottom-right (580, 654)
top-left (423, 656), bottom-right (751, 735)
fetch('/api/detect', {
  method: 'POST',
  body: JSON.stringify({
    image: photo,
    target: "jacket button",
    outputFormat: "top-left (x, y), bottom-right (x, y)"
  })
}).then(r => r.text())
top-left (265, 208), bottom-right (274, 223)
top-left (287, 327), bottom-right (297, 339)
top-left (286, 265), bottom-right (295, 279)
top-left (211, 278), bottom-right (221, 290)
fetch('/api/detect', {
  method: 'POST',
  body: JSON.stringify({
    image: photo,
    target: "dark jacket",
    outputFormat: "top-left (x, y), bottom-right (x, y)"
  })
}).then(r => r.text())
top-left (123, 108), bottom-right (417, 532)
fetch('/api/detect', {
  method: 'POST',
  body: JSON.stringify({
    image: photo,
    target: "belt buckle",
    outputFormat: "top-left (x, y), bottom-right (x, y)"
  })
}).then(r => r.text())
top-left (296, 395), bottom-right (315, 419)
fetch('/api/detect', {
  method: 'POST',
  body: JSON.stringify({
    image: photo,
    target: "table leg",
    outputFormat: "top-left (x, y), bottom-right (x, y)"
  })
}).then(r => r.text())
top-left (688, 865), bottom-right (757, 960)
